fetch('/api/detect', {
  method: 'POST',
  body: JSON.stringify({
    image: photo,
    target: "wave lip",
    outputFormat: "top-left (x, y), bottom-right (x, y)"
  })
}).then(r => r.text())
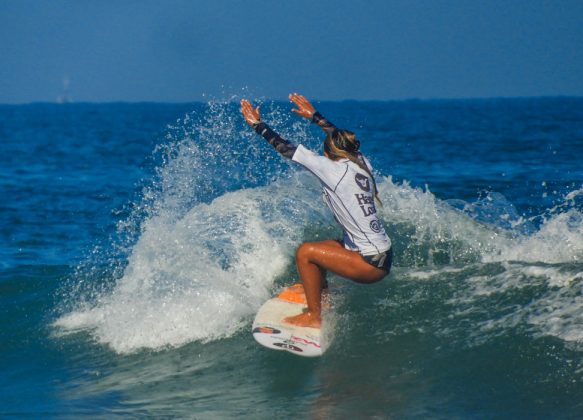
top-left (380, 179), bottom-right (583, 266)
top-left (54, 174), bottom-right (331, 354)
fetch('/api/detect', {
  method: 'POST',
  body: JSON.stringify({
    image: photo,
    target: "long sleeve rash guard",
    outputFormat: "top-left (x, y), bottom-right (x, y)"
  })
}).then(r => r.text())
top-left (252, 113), bottom-right (391, 256)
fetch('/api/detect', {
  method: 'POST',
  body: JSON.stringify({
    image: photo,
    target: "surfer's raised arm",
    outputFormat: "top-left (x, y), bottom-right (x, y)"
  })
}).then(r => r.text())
top-left (289, 93), bottom-right (337, 135)
top-left (240, 99), bottom-right (297, 159)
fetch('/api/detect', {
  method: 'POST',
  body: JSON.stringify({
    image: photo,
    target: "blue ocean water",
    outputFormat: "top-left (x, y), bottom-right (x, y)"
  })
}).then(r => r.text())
top-left (1, 98), bottom-right (583, 417)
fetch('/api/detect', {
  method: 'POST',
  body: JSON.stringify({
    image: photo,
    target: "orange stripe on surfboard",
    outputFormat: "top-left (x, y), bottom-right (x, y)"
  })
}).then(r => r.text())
top-left (276, 283), bottom-right (307, 305)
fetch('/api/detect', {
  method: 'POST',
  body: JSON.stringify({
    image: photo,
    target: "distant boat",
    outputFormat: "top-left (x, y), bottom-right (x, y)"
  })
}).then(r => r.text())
top-left (56, 76), bottom-right (73, 104)
top-left (56, 95), bottom-right (72, 104)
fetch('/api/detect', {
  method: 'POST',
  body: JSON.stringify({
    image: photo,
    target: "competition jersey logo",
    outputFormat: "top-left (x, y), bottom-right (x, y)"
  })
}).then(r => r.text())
top-left (355, 173), bottom-right (370, 192)
top-left (370, 219), bottom-right (382, 233)
top-left (355, 193), bottom-right (376, 217)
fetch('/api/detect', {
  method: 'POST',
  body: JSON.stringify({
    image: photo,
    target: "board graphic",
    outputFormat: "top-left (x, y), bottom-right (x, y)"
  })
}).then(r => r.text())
top-left (252, 284), bottom-right (326, 357)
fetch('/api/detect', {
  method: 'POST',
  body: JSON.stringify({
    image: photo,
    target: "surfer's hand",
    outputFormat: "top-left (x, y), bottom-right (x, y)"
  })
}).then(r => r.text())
top-left (289, 93), bottom-right (315, 119)
top-left (241, 99), bottom-right (261, 127)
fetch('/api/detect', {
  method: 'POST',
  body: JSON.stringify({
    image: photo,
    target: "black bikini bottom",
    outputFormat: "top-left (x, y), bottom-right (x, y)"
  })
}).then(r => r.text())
top-left (362, 247), bottom-right (393, 272)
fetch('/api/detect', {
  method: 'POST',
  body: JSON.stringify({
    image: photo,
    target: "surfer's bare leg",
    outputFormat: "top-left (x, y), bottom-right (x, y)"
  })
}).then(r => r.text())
top-left (284, 240), bottom-right (387, 328)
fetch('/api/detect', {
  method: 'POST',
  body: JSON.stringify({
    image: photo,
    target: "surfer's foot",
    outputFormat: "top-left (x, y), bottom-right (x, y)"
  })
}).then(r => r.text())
top-left (283, 311), bottom-right (321, 328)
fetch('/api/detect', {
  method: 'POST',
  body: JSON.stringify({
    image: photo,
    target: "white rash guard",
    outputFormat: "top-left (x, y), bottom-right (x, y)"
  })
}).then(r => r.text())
top-left (292, 145), bottom-right (391, 256)
top-left (252, 113), bottom-right (391, 257)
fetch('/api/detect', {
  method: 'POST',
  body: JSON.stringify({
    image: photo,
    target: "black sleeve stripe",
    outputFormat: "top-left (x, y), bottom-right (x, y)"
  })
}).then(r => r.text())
top-left (312, 111), bottom-right (337, 135)
top-left (253, 122), bottom-right (297, 159)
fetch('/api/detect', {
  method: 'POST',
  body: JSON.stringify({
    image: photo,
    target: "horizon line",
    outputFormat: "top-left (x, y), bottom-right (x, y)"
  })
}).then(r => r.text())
top-left (1, 94), bottom-right (582, 107)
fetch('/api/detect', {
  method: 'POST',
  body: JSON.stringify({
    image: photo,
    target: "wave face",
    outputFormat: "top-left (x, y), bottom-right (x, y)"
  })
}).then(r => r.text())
top-left (55, 175), bottom-right (329, 352)
top-left (4, 98), bottom-right (579, 417)
top-left (54, 102), bottom-right (329, 352)
top-left (54, 101), bottom-right (583, 359)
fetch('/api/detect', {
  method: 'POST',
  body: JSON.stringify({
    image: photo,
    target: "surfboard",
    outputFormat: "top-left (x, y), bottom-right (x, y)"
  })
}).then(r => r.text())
top-left (252, 283), bottom-right (325, 357)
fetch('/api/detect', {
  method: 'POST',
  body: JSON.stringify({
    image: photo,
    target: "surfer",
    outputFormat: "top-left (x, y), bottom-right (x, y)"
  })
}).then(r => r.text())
top-left (241, 93), bottom-right (392, 328)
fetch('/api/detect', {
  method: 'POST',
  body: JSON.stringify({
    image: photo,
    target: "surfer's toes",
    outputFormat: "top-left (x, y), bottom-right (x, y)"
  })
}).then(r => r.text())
top-left (283, 312), bottom-right (322, 328)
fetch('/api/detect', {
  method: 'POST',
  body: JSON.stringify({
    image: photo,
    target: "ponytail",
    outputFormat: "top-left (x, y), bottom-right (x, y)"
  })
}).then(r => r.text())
top-left (324, 130), bottom-right (383, 207)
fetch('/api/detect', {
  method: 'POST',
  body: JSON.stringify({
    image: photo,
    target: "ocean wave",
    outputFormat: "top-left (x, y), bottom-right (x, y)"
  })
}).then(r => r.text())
top-left (53, 101), bottom-right (583, 354)
top-left (55, 176), bottom-right (583, 353)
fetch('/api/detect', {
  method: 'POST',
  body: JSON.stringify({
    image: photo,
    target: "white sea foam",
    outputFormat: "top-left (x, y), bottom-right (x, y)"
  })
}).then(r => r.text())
top-left (55, 174), bottom-right (330, 353)
top-left (55, 98), bottom-right (583, 354)
top-left (406, 267), bottom-right (465, 281)
top-left (527, 285), bottom-right (583, 343)
top-left (379, 179), bottom-right (583, 265)
top-left (378, 180), bottom-right (583, 346)
top-left (57, 176), bottom-right (583, 352)
top-left (54, 101), bottom-right (329, 353)
top-left (486, 208), bottom-right (583, 263)
top-left (425, 262), bottom-right (583, 346)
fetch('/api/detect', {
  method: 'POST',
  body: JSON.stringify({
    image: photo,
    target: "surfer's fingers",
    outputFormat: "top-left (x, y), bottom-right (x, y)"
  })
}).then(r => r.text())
top-left (240, 99), bottom-right (252, 112)
top-left (292, 94), bottom-right (314, 113)
top-left (289, 93), bottom-right (300, 105)
top-left (289, 93), bottom-right (306, 106)
top-left (292, 93), bottom-right (309, 106)
top-left (240, 100), bottom-right (260, 125)
top-left (289, 96), bottom-right (313, 118)
top-left (241, 100), bottom-right (257, 116)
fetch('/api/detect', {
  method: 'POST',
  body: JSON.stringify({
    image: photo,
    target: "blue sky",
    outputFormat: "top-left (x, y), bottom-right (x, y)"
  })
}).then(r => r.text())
top-left (1, 0), bottom-right (582, 103)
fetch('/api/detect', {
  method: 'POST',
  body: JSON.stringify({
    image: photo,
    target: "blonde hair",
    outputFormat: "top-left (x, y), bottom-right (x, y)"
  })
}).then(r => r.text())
top-left (324, 130), bottom-right (382, 206)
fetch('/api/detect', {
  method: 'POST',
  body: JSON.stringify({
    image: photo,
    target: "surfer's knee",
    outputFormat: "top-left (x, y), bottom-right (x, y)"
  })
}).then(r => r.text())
top-left (296, 242), bottom-right (318, 263)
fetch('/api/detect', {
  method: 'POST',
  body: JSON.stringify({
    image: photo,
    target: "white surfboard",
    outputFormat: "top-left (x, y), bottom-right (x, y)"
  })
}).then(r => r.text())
top-left (252, 283), bottom-right (326, 357)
